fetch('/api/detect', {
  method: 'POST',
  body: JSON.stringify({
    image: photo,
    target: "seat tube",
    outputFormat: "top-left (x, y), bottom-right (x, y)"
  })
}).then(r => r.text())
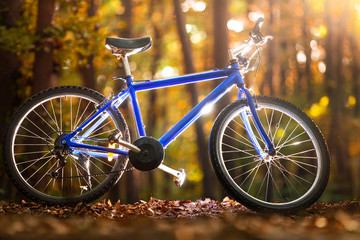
top-left (129, 86), bottom-right (146, 137)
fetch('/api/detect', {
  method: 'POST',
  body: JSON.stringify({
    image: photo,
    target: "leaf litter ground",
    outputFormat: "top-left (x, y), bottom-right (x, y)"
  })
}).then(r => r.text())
top-left (1, 197), bottom-right (360, 240)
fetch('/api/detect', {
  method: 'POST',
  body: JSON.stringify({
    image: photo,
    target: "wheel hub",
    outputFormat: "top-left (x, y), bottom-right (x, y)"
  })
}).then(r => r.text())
top-left (54, 134), bottom-right (71, 154)
top-left (263, 155), bottom-right (273, 163)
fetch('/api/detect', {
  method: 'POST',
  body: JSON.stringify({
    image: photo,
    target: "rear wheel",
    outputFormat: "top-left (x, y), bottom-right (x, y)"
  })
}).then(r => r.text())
top-left (209, 96), bottom-right (330, 212)
top-left (3, 86), bottom-right (130, 204)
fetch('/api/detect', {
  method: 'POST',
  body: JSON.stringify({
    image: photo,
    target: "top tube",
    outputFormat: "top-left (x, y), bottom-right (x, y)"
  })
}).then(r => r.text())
top-left (129, 68), bottom-right (237, 92)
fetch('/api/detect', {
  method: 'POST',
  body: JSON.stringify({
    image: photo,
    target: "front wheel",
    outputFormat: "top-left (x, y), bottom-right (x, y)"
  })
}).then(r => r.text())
top-left (209, 96), bottom-right (330, 212)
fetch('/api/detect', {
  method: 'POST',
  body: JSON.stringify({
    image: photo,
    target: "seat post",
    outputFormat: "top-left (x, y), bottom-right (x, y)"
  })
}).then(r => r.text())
top-left (120, 55), bottom-right (132, 76)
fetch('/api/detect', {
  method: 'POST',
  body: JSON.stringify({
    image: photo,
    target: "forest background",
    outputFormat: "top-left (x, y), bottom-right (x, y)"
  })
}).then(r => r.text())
top-left (0, 0), bottom-right (359, 204)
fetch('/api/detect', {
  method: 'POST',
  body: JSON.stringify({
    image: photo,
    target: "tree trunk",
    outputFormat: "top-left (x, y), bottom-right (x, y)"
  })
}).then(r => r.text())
top-left (145, 0), bottom-right (164, 195)
top-left (0, 0), bottom-right (24, 201)
top-left (302, 0), bottom-right (313, 102)
top-left (78, 0), bottom-right (98, 90)
top-left (174, 0), bottom-right (215, 199)
top-left (0, 0), bottom-right (23, 138)
top-left (325, 0), bottom-right (353, 199)
top-left (32, 0), bottom-right (57, 95)
top-left (261, 0), bottom-right (275, 95)
top-left (279, 41), bottom-right (287, 97)
top-left (212, 0), bottom-right (231, 112)
top-left (349, 36), bottom-right (360, 117)
top-left (107, 0), bottom-right (140, 204)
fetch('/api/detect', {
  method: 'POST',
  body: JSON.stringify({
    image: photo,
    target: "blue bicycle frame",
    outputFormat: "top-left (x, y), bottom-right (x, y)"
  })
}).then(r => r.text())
top-left (63, 62), bottom-right (275, 159)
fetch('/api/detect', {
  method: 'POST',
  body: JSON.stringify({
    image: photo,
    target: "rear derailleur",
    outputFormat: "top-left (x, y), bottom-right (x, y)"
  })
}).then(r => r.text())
top-left (49, 134), bottom-right (71, 179)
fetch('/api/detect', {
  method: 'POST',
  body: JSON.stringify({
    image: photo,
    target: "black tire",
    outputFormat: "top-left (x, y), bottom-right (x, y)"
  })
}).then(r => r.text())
top-left (209, 96), bottom-right (330, 212)
top-left (3, 86), bottom-right (130, 205)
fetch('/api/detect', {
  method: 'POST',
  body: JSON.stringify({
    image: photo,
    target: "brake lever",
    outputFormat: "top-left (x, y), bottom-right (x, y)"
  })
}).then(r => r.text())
top-left (260, 36), bottom-right (273, 45)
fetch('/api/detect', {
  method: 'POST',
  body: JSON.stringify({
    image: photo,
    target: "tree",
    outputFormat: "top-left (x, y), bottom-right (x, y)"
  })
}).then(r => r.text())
top-left (32, 0), bottom-right (57, 94)
top-left (261, 0), bottom-right (275, 95)
top-left (174, 0), bottom-right (215, 199)
top-left (107, 0), bottom-right (140, 204)
top-left (78, 0), bottom-right (99, 90)
top-left (212, 0), bottom-right (231, 109)
top-left (0, 0), bottom-right (23, 138)
top-left (301, 0), bottom-right (313, 102)
top-left (349, 35), bottom-right (360, 117)
top-left (0, 0), bottom-right (24, 201)
top-left (145, 0), bottom-right (165, 194)
top-left (325, 0), bottom-right (353, 199)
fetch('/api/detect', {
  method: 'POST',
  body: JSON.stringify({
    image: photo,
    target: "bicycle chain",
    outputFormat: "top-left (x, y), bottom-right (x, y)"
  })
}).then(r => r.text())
top-left (51, 166), bottom-right (135, 180)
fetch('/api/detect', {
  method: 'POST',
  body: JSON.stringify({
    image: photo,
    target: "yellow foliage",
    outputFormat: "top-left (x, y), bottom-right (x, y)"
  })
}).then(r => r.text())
top-left (319, 96), bottom-right (329, 107)
top-left (177, 99), bottom-right (188, 110)
top-left (348, 96), bottom-right (356, 107)
top-left (349, 142), bottom-right (360, 156)
top-left (198, 95), bottom-right (205, 102)
top-left (276, 128), bottom-right (285, 139)
top-left (186, 164), bottom-right (204, 183)
top-left (204, 120), bottom-right (213, 132)
top-left (308, 96), bottom-right (329, 118)
top-left (311, 24), bottom-right (328, 38)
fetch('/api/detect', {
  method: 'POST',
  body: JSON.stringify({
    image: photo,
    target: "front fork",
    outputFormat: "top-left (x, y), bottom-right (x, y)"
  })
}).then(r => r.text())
top-left (238, 86), bottom-right (276, 158)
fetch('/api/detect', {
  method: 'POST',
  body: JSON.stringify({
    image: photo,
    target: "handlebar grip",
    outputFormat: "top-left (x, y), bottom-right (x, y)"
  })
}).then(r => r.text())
top-left (252, 17), bottom-right (264, 34)
top-left (250, 17), bottom-right (264, 43)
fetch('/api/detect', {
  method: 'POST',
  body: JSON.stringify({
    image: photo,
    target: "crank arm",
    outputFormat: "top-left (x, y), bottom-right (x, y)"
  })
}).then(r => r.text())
top-left (158, 164), bottom-right (186, 187)
top-left (113, 138), bottom-right (141, 153)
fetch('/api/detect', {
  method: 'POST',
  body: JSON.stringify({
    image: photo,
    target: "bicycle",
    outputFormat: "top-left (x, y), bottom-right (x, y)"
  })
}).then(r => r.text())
top-left (3, 18), bottom-right (330, 212)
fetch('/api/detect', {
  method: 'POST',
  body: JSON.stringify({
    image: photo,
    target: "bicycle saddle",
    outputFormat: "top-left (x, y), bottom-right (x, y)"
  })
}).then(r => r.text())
top-left (105, 36), bottom-right (152, 56)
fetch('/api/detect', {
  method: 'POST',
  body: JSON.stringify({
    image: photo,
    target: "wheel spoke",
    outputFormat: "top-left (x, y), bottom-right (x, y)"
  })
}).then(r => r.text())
top-left (223, 155), bottom-right (256, 163)
top-left (49, 100), bottom-right (61, 132)
top-left (32, 109), bottom-right (58, 133)
top-left (222, 142), bottom-right (259, 157)
top-left (232, 118), bottom-right (266, 146)
top-left (226, 123), bottom-right (255, 147)
top-left (223, 133), bottom-right (255, 149)
top-left (35, 160), bottom-right (59, 189)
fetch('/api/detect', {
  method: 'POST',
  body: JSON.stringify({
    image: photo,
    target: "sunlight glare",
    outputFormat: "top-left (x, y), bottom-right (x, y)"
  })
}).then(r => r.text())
top-left (161, 66), bottom-right (178, 78)
top-left (318, 62), bottom-right (326, 73)
top-left (296, 50), bottom-right (307, 64)
top-left (182, 0), bottom-right (206, 12)
top-left (201, 103), bottom-right (214, 115)
top-left (248, 11), bottom-right (265, 22)
top-left (194, 1), bottom-right (206, 12)
top-left (227, 19), bottom-right (244, 33)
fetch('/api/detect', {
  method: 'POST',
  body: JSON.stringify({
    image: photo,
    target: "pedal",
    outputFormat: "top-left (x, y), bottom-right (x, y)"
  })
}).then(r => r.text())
top-left (158, 164), bottom-right (186, 187)
top-left (174, 168), bottom-right (186, 187)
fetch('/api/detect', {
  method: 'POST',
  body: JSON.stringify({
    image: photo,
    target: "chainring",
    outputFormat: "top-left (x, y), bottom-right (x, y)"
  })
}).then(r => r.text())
top-left (128, 137), bottom-right (164, 171)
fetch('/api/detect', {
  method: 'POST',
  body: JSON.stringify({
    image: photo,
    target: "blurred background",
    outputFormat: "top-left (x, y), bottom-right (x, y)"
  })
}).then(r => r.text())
top-left (0, 0), bottom-right (359, 204)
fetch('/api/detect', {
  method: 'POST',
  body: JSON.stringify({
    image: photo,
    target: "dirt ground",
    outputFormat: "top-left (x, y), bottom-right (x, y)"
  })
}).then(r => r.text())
top-left (1, 198), bottom-right (360, 240)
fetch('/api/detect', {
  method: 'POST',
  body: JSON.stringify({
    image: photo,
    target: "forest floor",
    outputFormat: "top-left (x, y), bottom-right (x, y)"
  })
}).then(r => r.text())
top-left (0, 198), bottom-right (360, 240)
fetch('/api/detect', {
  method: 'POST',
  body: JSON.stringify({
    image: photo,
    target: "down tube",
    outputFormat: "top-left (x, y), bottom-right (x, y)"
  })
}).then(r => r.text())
top-left (159, 72), bottom-right (239, 147)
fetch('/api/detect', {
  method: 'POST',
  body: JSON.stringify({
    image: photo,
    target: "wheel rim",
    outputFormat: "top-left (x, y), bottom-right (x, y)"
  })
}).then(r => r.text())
top-left (10, 92), bottom-right (124, 200)
top-left (217, 101), bottom-right (322, 206)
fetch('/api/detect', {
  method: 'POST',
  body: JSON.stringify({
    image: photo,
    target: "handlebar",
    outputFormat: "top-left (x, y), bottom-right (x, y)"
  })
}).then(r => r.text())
top-left (230, 17), bottom-right (273, 63)
top-left (229, 17), bottom-right (272, 74)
